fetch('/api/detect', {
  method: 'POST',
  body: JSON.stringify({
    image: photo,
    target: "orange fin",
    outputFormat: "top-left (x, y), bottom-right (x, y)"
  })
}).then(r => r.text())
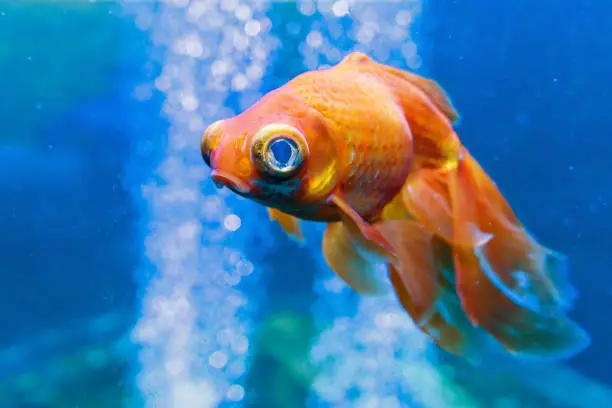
top-left (331, 193), bottom-right (398, 264)
top-left (373, 220), bottom-right (440, 326)
top-left (379, 65), bottom-right (459, 124)
top-left (390, 265), bottom-right (485, 361)
top-left (384, 232), bottom-right (487, 361)
top-left (322, 222), bottom-right (388, 295)
top-left (449, 149), bottom-right (590, 360)
top-left (402, 168), bottom-right (493, 248)
top-left (338, 51), bottom-right (459, 123)
top-left (268, 208), bottom-right (305, 245)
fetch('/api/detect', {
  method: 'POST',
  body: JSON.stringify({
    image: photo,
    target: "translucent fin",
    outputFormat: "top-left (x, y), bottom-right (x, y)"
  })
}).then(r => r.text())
top-left (542, 248), bottom-right (578, 310)
top-left (379, 66), bottom-right (459, 124)
top-left (322, 222), bottom-right (388, 295)
top-left (474, 244), bottom-right (577, 315)
top-left (388, 260), bottom-right (485, 362)
top-left (449, 148), bottom-right (590, 360)
top-left (374, 220), bottom-right (440, 325)
top-left (402, 169), bottom-right (493, 248)
top-left (268, 208), bottom-right (305, 245)
top-left (457, 249), bottom-right (590, 360)
top-left (451, 149), bottom-right (579, 312)
top-left (331, 194), bottom-right (398, 263)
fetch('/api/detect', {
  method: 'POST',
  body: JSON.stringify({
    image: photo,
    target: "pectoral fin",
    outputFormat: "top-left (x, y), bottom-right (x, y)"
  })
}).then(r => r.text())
top-left (268, 208), bottom-right (305, 245)
top-left (375, 220), bottom-right (440, 326)
top-left (402, 168), bottom-right (493, 248)
top-left (320, 193), bottom-right (400, 295)
top-left (323, 222), bottom-right (388, 295)
top-left (331, 193), bottom-right (399, 264)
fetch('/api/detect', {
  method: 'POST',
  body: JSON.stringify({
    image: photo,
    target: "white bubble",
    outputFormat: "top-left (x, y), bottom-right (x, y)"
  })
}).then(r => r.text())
top-left (224, 272), bottom-right (242, 286)
top-left (356, 23), bottom-right (377, 45)
top-left (226, 249), bottom-right (241, 265)
top-left (172, 381), bottom-right (220, 408)
top-left (211, 59), bottom-right (230, 77)
top-left (259, 17), bottom-right (272, 34)
top-left (232, 335), bottom-right (249, 354)
top-left (165, 358), bottom-right (185, 377)
top-left (217, 328), bottom-right (235, 346)
top-left (332, 0), bottom-right (349, 17)
top-left (187, 2), bottom-right (207, 21)
top-left (178, 221), bottom-right (200, 240)
top-left (220, 0), bottom-right (238, 12)
top-left (298, 0), bottom-right (316, 16)
top-left (180, 93), bottom-right (199, 111)
top-left (235, 5), bottom-right (252, 21)
top-left (407, 54), bottom-right (423, 70)
top-left (401, 42), bottom-right (418, 60)
top-left (185, 38), bottom-right (203, 58)
top-left (227, 384), bottom-right (245, 401)
top-left (322, 276), bottom-right (347, 294)
top-left (244, 20), bottom-right (261, 36)
top-left (154, 75), bottom-right (171, 92)
top-left (236, 260), bottom-right (254, 276)
top-left (224, 214), bottom-right (242, 231)
top-left (209, 351), bottom-right (229, 369)
top-left (306, 30), bottom-right (323, 48)
top-left (233, 34), bottom-right (250, 51)
top-left (231, 74), bottom-right (250, 91)
top-left (395, 10), bottom-right (413, 26)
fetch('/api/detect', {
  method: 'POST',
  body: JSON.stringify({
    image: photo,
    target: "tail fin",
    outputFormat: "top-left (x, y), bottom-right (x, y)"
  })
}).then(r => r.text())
top-left (403, 148), bottom-right (590, 360)
top-left (375, 220), bottom-right (488, 361)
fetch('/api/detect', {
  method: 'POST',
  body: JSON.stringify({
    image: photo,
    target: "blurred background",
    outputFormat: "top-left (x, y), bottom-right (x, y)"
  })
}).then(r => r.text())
top-left (1, 0), bottom-right (611, 407)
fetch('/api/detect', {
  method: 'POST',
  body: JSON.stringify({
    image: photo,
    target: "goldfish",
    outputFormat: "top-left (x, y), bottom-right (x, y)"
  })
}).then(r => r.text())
top-left (200, 52), bottom-right (590, 361)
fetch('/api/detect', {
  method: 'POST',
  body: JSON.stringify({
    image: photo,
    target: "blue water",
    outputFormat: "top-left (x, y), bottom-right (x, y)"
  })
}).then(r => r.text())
top-left (1, 1), bottom-right (611, 407)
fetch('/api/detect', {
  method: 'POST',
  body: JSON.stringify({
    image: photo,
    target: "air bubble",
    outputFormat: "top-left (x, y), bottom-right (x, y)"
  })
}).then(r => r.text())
top-left (224, 214), bottom-right (242, 231)
top-left (245, 20), bottom-right (261, 36)
top-left (332, 0), bottom-right (349, 17)
top-left (307, 30), bottom-right (324, 48)
top-left (209, 351), bottom-right (229, 369)
top-left (227, 384), bottom-right (245, 401)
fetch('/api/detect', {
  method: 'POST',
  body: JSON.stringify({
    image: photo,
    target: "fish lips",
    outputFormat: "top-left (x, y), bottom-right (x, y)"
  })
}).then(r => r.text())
top-left (210, 170), bottom-right (252, 196)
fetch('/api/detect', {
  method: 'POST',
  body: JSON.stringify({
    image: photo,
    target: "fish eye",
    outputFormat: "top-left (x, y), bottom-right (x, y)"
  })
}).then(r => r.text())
top-left (252, 124), bottom-right (308, 180)
top-left (265, 136), bottom-right (303, 173)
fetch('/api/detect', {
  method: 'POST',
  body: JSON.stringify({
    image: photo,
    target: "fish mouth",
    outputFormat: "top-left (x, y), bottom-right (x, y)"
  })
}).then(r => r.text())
top-left (211, 170), bottom-right (251, 195)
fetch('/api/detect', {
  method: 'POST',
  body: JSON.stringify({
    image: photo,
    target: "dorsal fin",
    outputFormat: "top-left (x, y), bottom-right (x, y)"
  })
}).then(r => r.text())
top-left (338, 52), bottom-right (459, 124)
top-left (383, 66), bottom-right (460, 124)
top-left (339, 51), bottom-right (373, 65)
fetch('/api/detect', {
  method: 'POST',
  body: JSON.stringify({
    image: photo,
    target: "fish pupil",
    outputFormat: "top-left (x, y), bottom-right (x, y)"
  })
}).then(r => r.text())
top-left (267, 137), bottom-right (300, 171)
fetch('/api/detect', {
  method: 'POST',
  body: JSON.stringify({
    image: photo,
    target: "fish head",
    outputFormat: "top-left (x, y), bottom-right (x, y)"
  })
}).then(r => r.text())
top-left (201, 90), bottom-right (340, 211)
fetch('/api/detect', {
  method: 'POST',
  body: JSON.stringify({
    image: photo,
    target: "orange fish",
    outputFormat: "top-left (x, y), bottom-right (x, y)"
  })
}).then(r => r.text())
top-left (200, 52), bottom-right (590, 361)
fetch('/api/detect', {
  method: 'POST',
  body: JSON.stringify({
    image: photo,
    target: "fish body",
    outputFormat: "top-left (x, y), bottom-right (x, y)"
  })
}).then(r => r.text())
top-left (201, 52), bottom-right (590, 361)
